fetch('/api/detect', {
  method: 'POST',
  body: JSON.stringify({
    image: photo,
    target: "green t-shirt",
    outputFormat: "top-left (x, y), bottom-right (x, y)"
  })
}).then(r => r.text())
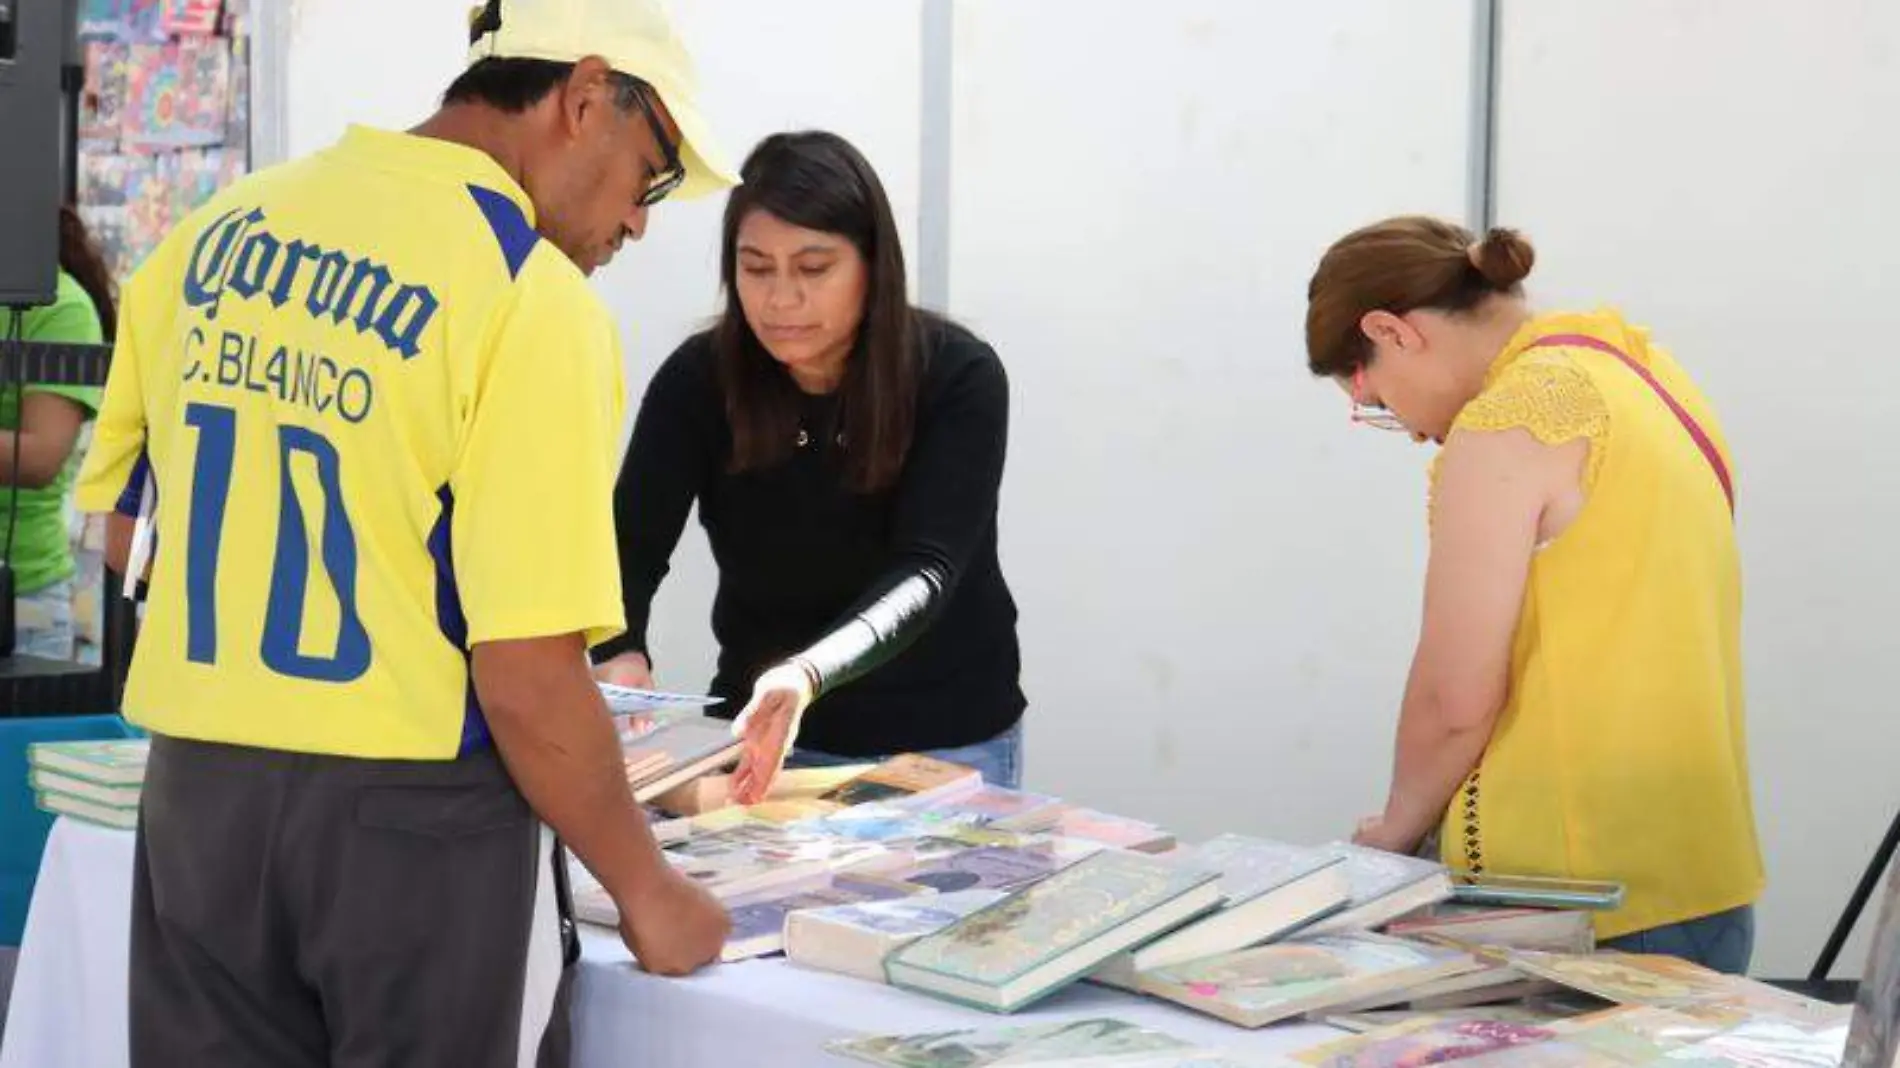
top-left (3, 271), bottom-right (104, 594)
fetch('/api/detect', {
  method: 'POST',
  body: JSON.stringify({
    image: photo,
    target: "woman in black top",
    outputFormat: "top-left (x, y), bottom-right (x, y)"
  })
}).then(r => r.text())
top-left (592, 131), bottom-right (1025, 803)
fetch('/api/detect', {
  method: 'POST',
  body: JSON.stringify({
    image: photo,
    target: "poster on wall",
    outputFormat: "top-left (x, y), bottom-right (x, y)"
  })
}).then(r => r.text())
top-left (160, 0), bottom-right (222, 37)
top-left (76, 0), bottom-right (253, 280)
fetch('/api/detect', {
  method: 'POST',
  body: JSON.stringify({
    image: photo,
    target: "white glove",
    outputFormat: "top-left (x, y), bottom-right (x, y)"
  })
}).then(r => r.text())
top-left (730, 660), bottom-right (816, 755)
top-left (728, 661), bottom-right (817, 805)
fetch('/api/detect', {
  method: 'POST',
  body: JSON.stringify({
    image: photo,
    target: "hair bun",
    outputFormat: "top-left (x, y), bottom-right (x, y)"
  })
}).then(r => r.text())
top-left (1468, 227), bottom-right (1536, 290)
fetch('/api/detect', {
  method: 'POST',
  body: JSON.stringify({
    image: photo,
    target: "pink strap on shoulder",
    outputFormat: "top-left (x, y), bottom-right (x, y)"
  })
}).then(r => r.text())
top-left (1525, 334), bottom-right (1735, 516)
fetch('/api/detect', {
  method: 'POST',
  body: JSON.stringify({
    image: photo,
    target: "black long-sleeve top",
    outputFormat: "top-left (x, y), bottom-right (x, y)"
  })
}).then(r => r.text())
top-left (593, 319), bottom-right (1026, 757)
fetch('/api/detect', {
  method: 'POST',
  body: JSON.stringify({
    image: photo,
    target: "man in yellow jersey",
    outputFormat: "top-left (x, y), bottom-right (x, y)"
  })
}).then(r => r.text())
top-left (72, 2), bottom-right (736, 1063)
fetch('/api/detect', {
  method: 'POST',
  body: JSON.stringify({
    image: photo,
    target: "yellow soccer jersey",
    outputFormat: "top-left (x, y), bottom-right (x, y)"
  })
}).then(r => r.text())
top-left (76, 125), bottom-right (628, 759)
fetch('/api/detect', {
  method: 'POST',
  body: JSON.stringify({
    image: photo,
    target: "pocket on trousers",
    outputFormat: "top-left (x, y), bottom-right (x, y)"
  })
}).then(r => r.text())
top-left (355, 782), bottom-right (531, 840)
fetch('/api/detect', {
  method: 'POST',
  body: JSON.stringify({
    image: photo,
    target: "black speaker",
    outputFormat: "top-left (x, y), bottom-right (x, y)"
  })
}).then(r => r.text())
top-left (60, 0), bottom-right (80, 67)
top-left (60, 0), bottom-right (81, 205)
top-left (0, 0), bottom-right (63, 308)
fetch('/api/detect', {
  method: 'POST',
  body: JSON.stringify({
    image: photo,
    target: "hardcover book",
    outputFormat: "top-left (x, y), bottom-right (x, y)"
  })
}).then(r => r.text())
top-left (886, 850), bottom-right (1223, 1012)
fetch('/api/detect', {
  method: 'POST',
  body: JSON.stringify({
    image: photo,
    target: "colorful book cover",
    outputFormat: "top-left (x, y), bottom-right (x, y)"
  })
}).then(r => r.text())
top-left (900, 785), bottom-right (1065, 828)
top-left (888, 850), bottom-right (1219, 993)
top-left (126, 0), bottom-right (165, 41)
top-left (79, 153), bottom-right (131, 209)
top-left (820, 753), bottom-right (981, 806)
top-left (1505, 951), bottom-right (1851, 1031)
top-left (80, 42), bottom-right (130, 147)
top-left (826, 1017), bottom-right (1194, 1068)
top-left (1139, 933), bottom-right (1476, 1027)
top-left (79, 0), bottom-right (165, 43)
top-left (160, 0), bottom-right (222, 35)
top-left (1044, 806), bottom-right (1172, 851)
top-left (123, 151), bottom-right (176, 272)
top-left (721, 874), bottom-right (918, 960)
top-left (662, 820), bottom-right (884, 898)
top-left (1292, 1015), bottom-right (1563, 1067)
top-left (803, 888), bottom-right (1007, 940)
top-left (122, 40), bottom-right (228, 151)
top-left (170, 149), bottom-right (228, 223)
top-left (798, 803), bottom-right (969, 844)
top-left (120, 43), bottom-right (182, 151)
top-left (874, 842), bottom-right (1088, 895)
top-left (175, 37), bottom-right (233, 147)
top-left (78, 0), bottom-right (132, 39)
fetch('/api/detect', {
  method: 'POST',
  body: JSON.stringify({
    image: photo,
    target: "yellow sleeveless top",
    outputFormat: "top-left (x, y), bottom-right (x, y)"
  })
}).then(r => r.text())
top-left (1431, 309), bottom-right (1764, 940)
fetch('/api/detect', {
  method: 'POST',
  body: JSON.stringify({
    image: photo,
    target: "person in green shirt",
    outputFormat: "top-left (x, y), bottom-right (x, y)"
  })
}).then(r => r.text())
top-left (5, 206), bottom-right (113, 661)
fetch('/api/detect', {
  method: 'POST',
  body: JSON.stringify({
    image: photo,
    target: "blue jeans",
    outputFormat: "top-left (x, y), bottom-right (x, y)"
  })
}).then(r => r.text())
top-left (1601, 904), bottom-right (1755, 975)
top-left (786, 721), bottom-right (1024, 790)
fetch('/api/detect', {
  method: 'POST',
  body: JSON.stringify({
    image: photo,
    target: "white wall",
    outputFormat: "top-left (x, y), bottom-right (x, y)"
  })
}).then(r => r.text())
top-left (282, 0), bottom-right (470, 158)
top-left (949, 0), bottom-right (1472, 841)
top-left (1495, 0), bottom-right (1900, 980)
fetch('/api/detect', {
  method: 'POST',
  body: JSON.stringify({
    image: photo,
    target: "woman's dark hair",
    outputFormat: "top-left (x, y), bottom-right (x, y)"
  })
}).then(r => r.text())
top-left (715, 130), bottom-right (919, 494)
top-left (59, 204), bottom-right (116, 342)
top-left (1305, 216), bottom-right (1535, 379)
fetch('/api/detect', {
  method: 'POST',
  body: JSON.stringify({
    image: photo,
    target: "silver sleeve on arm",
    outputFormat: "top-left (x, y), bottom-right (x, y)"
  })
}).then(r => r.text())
top-left (793, 564), bottom-right (949, 698)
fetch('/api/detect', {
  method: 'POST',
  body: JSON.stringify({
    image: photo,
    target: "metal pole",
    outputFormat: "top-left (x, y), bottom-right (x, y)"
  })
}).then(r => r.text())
top-left (1467, 0), bottom-right (1501, 233)
top-left (918, 0), bottom-right (954, 311)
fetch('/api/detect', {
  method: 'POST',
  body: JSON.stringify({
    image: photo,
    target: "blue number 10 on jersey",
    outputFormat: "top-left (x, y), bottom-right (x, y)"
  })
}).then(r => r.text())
top-left (183, 402), bottom-right (372, 682)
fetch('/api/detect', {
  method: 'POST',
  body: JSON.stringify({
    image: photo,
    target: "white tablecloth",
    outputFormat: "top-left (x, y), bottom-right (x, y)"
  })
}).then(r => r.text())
top-left (3, 818), bottom-right (1336, 1067)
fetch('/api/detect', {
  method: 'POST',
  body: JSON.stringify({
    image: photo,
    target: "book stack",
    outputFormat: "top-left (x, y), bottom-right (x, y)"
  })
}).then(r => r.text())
top-left (881, 849), bottom-right (1226, 1013)
top-left (27, 739), bottom-right (149, 830)
top-left (619, 716), bottom-right (744, 804)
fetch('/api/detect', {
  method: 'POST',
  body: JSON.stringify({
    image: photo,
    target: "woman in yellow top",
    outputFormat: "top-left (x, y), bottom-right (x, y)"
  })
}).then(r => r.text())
top-left (1303, 216), bottom-right (1764, 973)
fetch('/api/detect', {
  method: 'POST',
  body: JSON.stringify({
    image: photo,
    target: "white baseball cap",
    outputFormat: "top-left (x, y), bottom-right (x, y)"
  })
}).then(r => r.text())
top-left (465, 0), bottom-right (737, 201)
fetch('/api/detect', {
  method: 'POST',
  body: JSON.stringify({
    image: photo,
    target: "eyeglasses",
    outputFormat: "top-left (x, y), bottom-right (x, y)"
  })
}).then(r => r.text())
top-left (624, 79), bottom-right (685, 207)
top-left (1350, 366), bottom-right (1407, 433)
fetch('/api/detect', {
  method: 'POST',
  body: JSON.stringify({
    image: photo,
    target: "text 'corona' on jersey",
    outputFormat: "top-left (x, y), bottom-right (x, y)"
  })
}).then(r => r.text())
top-left (183, 206), bottom-right (441, 359)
